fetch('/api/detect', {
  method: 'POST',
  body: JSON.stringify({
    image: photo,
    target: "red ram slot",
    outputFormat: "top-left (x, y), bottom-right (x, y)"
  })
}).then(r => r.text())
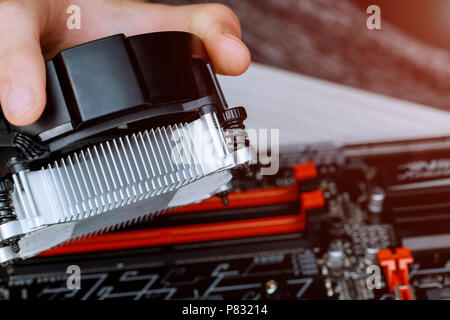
top-left (171, 186), bottom-right (298, 214)
top-left (39, 163), bottom-right (324, 257)
top-left (40, 215), bottom-right (305, 257)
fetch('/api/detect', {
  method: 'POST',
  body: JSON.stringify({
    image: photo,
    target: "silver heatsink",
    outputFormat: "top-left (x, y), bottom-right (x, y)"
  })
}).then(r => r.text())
top-left (0, 112), bottom-right (252, 264)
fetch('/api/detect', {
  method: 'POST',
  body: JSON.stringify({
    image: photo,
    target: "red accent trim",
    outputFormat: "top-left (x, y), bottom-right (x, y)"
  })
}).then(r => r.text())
top-left (301, 190), bottom-right (325, 210)
top-left (171, 186), bottom-right (298, 214)
top-left (377, 247), bottom-right (414, 299)
top-left (294, 161), bottom-right (317, 181)
top-left (397, 286), bottom-right (414, 300)
top-left (39, 215), bottom-right (305, 257)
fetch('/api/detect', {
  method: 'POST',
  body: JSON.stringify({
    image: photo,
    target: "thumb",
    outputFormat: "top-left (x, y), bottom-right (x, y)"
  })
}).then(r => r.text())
top-left (0, 2), bottom-right (46, 126)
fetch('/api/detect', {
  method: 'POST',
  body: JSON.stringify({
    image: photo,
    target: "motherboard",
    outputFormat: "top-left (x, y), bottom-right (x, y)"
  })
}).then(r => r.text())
top-left (2, 136), bottom-right (450, 300)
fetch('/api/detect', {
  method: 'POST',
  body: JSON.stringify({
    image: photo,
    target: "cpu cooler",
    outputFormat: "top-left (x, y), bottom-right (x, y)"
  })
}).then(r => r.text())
top-left (0, 31), bottom-right (252, 266)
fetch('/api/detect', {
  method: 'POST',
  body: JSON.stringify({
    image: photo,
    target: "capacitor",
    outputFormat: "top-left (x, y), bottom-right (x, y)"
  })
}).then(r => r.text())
top-left (327, 240), bottom-right (345, 276)
top-left (364, 246), bottom-right (379, 265)
top-left (368, 187), bottom-right (385, 224)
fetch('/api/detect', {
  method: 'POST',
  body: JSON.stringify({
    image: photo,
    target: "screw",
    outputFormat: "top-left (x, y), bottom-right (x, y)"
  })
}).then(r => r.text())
top-left (265, 280), bottom-right (278, 295)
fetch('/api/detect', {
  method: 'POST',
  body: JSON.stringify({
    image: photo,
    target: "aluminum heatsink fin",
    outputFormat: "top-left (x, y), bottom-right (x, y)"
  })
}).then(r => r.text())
top-left (12, 114), bottom-right (232, 230)
top-left (35, 125), bottom-right (202, 224)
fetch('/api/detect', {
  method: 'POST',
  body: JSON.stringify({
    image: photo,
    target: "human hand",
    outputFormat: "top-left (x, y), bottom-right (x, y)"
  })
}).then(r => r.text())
top-left (0, 0), bottom-right (251, 126)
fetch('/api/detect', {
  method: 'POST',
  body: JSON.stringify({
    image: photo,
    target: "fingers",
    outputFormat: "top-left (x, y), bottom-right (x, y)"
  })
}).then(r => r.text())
top-left (115, 2), bottom-right (251, 75)
top-left (50, 1), bottom-right (251, 75)
top-left (0, 1), bottom-right (46, 126)
top-left (188, 4), bottom-right (251, 75)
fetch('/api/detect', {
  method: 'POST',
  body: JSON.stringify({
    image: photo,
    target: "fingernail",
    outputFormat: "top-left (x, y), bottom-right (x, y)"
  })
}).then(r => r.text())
top-left (222, 31), bottom-right (247, 48)
top-left (6, 86), bottom-right (34, 118)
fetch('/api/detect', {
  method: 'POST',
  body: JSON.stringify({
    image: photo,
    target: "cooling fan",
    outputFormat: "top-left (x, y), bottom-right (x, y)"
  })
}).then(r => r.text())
top-left (0, 31), bottom-right (252, 267)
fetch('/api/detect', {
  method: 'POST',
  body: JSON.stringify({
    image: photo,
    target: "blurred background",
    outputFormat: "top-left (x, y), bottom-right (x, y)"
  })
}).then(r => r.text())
top-left (157, 0), bottom-right (450, 111)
